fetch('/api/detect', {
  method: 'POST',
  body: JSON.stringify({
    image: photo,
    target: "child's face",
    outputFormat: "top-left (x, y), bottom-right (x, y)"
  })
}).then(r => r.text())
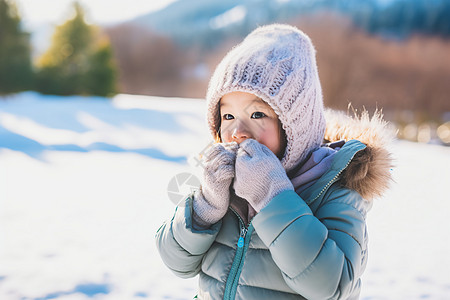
top-left (219, 91), bottom-right (283, 157)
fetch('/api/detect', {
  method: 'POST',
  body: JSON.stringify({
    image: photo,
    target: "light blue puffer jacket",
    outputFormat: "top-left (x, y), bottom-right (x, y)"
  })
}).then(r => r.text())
top-left (156, 139), bottom-right (386, 299)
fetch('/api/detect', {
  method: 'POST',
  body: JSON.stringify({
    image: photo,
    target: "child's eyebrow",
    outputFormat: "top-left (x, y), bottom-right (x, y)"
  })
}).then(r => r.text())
top-left (249, 98), bottom-right (271, 109)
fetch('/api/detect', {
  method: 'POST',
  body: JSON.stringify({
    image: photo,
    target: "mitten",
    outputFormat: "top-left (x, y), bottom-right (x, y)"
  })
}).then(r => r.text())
top-left (193, 142), bottom-right (238, 228)
top-left (233, 139), bottom-right (294, 212)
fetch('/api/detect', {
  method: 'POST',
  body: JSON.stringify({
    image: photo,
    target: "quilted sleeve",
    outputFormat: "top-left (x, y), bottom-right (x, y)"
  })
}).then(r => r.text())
top-left (155, 195), bottom-right (222, 278)
top-left (251, 188), bottom-right (369, 299)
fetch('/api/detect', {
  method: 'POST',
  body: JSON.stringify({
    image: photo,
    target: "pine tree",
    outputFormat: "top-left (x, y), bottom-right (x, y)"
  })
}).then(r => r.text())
top-left (0, 0), bottom-right (33, 94)
top-left (36, 1), bottom-right (117, 96)
top-left (84, 37), bottom-right (117, 97)
top-left (36, 2), bottom-right (92, 95)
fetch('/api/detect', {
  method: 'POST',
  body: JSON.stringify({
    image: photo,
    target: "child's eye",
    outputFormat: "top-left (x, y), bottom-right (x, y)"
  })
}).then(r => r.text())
top-left (251, 112), bottom-right (266, 119)
top-left (223, 114), bottom-right (234, 120)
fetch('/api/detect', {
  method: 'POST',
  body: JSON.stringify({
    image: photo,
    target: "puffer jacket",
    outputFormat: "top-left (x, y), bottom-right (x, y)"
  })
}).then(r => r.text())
top-left (156, 110), bottom-right (393, 299)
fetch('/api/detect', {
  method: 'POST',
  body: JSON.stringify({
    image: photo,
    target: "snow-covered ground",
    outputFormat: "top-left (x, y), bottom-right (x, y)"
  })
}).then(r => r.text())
top-left (1, 92), bottom-right (449, 300)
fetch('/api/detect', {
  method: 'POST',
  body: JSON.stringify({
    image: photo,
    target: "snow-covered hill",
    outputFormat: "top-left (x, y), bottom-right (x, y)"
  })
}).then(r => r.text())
top-left (1, 92), bottom-right (449, 299)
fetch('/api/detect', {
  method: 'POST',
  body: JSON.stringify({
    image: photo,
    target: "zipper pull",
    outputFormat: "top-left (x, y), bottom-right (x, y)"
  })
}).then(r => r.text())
top-left (237, 227), bottom-right (248, 248)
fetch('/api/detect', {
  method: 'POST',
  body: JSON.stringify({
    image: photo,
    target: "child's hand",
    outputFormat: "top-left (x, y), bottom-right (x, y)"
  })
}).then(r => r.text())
top-left (193, 142), bottom-right (238, 228)
top-left (233, 139), bottom-right (293, 212)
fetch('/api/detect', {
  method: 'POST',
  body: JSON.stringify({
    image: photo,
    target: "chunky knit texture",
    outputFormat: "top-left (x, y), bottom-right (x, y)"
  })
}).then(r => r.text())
top-left (206, 24), bottom-right (326, 172)
top-left (192, 142), bottom-right (238, 227)
top-left (233, 139), bottom-right (294, 212)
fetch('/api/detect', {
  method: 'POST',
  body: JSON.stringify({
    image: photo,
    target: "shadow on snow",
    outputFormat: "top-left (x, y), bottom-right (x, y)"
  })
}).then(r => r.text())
top-left (0, 128), bottom-right (186, 163)
top-left (34, 282), bottom-right (111, 300)
top-left (0, 92), bottom-right (190, 163)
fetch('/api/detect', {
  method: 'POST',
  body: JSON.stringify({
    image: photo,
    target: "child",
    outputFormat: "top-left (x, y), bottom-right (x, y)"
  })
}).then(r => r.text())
top-left (156, 24), bottom-right (393, 299)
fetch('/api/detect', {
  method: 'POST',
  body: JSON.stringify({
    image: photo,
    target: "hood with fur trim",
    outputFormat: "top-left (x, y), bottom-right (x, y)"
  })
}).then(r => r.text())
top-left (323, 109), bottom-right (395, 201)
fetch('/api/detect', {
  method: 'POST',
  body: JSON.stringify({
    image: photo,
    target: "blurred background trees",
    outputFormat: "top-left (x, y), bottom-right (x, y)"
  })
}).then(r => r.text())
top-left (35, 2), bottom-right (116, 96)
top-left (105, 24), bottom-right (186, 96)
top-left (0, 0), bottom-right (116, 96)
top-left (0, 0), bottom-right (33, 94)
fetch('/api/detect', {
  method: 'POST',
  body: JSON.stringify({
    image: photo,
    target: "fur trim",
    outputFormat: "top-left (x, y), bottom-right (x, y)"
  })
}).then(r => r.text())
top-left (324, 108), bottom-right (395, 201)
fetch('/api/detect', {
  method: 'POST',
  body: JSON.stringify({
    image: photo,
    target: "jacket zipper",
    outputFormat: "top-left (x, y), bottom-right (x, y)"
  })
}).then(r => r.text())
top-left (310, 147), bottom-right (365, 203)
top-left (237, 226), bottom-right (247, 248)
top-left (223, 207), bottom-right (253, 300)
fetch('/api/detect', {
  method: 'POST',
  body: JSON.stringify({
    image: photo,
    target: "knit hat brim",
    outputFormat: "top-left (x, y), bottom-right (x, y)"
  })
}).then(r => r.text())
top-left (206, 24), bottom-right (326, 172)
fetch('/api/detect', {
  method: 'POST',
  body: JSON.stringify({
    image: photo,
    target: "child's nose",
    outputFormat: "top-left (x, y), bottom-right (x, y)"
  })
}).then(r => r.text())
top-left (231, 121), bottom-right (251, 143)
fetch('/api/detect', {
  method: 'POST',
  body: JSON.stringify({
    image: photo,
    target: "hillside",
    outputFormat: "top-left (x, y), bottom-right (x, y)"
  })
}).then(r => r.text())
top-left (128, 0), bottom-right (450, 48)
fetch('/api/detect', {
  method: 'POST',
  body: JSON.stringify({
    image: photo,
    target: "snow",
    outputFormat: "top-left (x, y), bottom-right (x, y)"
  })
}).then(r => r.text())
top-left (1, 92), bottom-right (449, 299)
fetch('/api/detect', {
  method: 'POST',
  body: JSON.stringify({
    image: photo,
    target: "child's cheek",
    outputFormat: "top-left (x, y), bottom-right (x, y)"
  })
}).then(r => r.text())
top-left (258, 126), bottom-right (280, 155)
top-left (220, 130), bottom-right (233, 143)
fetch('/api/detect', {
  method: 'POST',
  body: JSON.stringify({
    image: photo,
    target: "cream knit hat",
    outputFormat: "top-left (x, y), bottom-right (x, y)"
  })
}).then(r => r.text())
top-left (206, 23), bottom-right (326, 173)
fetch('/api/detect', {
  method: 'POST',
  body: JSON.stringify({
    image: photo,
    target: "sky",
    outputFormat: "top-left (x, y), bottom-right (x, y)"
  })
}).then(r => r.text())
top-left (13, 0), bottom-right (178, 27)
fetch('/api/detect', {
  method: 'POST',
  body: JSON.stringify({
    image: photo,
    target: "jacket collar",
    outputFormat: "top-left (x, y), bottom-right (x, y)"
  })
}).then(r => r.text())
top-left (295, 139), bottom-right (367, 204)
